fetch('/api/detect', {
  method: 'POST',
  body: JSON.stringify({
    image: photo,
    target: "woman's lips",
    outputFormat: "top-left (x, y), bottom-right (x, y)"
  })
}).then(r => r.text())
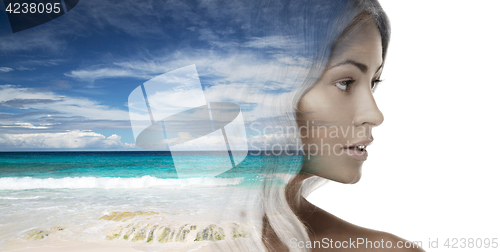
top-left (343, 146), bottom-right (368, 161)
top-left (342, 140), bottom-right (372, 161)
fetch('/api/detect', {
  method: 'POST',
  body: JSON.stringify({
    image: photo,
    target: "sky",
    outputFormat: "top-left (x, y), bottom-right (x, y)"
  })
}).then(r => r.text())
top-left (0, 0), bottom-right (319, 151)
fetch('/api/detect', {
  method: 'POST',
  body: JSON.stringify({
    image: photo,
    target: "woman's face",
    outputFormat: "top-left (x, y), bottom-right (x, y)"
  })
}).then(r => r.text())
top-left (297, 18), bottom-right (384, 184)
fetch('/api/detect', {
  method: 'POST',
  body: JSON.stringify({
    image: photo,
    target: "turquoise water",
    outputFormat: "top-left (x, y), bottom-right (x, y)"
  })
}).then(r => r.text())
top-left (0, 151), bottom-right (301, 190)
top-left (0, 152), bottom-right (178, 179)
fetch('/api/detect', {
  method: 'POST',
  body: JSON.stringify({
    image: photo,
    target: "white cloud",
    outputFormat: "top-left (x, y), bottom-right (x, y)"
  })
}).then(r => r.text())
top-left (16, 66), bottom-right (34, 71)
top-left (243, 35), bottom-right (304, 50)
top-left (0, 30), bottom-right (65, 52)
top-left (0, 130), bottom-right (135, 149)
top-left (165, 131), bottom-right (196, 146)
top-left (0, 67), bottom-right (13, 72)
top-left (0, 85), bottom-right (130, 121)
top-left (1, 123), bottom-right (52, 129)
top-left (65, 68), bottom-right (149, 81)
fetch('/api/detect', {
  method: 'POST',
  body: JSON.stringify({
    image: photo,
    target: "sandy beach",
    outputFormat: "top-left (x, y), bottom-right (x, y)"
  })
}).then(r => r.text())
top-left (0, 153), bottom-right (269, 252)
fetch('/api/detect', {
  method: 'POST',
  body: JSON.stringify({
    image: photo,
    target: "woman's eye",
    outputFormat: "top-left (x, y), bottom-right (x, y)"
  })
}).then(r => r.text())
top-left (371, 79), bottom-right (383, 92)
top-left (334, 79), bottom-right (354, 92)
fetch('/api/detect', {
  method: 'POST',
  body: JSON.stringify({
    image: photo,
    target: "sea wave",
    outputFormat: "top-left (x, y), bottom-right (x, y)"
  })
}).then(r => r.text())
top-left (0, 196), bottom-right (41, 200)
top-left (0, 176), bottom-right (244, 190)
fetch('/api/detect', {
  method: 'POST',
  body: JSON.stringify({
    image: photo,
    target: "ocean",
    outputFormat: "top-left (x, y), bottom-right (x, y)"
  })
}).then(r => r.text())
top-left (0, 151), bottom-right (298, 251)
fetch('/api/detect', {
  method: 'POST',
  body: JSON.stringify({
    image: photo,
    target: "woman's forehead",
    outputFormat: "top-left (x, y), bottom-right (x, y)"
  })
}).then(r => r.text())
top-left (329, 19), bottom-right (383, 72)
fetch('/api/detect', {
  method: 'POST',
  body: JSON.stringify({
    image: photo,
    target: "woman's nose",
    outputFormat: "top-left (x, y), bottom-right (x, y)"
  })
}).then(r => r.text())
top-left (352, 86), bottom-right (384, 127)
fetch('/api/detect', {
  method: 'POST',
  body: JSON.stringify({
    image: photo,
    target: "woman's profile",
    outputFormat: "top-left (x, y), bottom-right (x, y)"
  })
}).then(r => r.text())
top-left (238, 1), bottom-right (427, 251)
top-left (261, 9), bottom-right (426, 251)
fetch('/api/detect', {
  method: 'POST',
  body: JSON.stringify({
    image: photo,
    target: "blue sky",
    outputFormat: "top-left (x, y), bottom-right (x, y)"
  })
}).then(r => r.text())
top-left (0, 0), bottom-right (315, 150)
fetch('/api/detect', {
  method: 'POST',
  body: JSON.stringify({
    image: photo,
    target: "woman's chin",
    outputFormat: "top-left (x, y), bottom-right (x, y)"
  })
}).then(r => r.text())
top-left (328, 166), bottom-right (363, 184)
top-left (301, 155), bottom-right (364, 184)
top-left (331, 174), bottom-right (361, 184)
top-left (347, 173), bottom-right (361, 184)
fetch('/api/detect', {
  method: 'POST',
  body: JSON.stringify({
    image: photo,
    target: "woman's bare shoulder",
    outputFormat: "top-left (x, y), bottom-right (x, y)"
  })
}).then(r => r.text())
top-left (304, 206), bottom-right (425, 252)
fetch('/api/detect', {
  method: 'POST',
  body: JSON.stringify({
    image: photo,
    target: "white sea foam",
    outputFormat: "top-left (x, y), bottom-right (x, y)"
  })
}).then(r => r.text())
top-left (0, 196), bottom-right (41, 200)
top-left (0, 176), bottom-right (244, 190)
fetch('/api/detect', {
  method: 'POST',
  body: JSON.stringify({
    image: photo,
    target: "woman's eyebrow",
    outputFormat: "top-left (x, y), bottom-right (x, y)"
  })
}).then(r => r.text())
top-left (329, 59), bottom-right (383, 74)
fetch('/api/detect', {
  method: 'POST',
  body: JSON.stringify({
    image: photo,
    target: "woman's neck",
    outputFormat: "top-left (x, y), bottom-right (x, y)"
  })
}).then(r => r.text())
top-left (285, 174), bottom-right (317, 219)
